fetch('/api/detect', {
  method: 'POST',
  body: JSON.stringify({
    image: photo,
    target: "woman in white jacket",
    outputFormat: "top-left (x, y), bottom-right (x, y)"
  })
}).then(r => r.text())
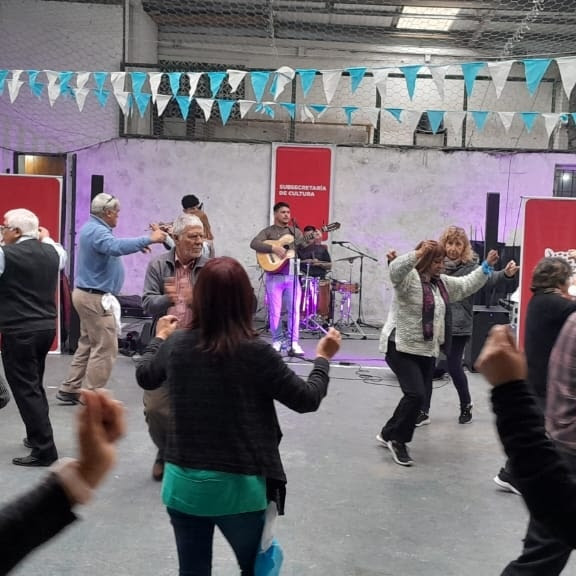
top-left (377, 240), bottom-right (498, 466)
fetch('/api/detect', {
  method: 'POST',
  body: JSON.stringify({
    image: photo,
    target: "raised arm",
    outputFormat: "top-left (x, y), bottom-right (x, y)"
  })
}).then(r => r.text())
top-left (92, 226), bottom-right (165, 257)
top-left (388, 250), bottom-right (418, 286)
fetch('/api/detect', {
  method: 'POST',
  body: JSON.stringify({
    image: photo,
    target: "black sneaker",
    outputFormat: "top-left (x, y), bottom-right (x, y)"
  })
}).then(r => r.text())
top-left (387, 440), bottom-right (414, 466)
top-left (459, 404), bottom-right (473, 424)
top-left (415, 411), bottom-right (430, 427)
top-left (56, 390), bottom-right (82, 405)
top-left (494, 468), bottom-right (521, 495)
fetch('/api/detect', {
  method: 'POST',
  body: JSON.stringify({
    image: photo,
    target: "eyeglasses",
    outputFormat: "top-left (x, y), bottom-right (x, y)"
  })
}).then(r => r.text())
top-left (0, 225), bottom-right (16, 233)
top-left (187, 234), bottom-right (205, 241)
top-left (104, 195), bottom-right (117, 209)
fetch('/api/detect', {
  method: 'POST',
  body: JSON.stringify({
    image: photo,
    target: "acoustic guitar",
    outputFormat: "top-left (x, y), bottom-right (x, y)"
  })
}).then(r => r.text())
top-left (256, 222), bottom-right (341, 273)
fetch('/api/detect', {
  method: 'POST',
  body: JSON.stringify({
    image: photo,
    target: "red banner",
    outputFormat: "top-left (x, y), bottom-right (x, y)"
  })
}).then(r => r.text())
top-left (0, 174), bottom-right (63, 352)
top-left (519, 197), bottom-right (576, 348)
top-left (271, 144), bottom-right (333, 233)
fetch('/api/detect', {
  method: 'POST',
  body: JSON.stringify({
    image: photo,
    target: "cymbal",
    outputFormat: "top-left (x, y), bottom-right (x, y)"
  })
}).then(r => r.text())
top-left (334, 256), bottom-right (361, 263)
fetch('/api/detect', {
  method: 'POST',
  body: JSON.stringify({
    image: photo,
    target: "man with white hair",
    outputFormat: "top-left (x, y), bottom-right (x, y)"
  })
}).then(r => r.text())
top-left (140, 213), bottom-right (208, 480)
top-left (57, 193), bottom-right (167, 404)
top-left (0, 208), bottom-right (66, 466)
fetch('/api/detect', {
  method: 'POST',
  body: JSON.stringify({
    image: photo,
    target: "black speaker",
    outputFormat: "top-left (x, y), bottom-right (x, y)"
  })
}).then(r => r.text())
top-left (91, 174), bottom-right (104, 200)
top-left (485, 193), bottom-right (500, 256)
top-left (464, 305), bottom-right (510, 371)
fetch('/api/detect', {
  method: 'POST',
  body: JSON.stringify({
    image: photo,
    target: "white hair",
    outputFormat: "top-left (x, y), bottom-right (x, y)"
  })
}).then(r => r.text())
top-left (4, 209), bottom-right (39, 239)
top-left (91, 193), bottom-right (120, 215)
top-left (172, 214), bottom-right (203, 236)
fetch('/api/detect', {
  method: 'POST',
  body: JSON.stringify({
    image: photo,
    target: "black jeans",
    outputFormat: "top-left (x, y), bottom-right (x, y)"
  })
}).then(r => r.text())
top-left (501, 447), bottom-right (576, 575)
top-left (1, 329), bottom-right (58, 461)
top-left (382, 341), bottom-right (435, 444)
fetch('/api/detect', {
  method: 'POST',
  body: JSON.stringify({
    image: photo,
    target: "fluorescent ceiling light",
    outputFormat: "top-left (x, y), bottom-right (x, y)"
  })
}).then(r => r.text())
top-left (397, 6), bottom-right (461, 31)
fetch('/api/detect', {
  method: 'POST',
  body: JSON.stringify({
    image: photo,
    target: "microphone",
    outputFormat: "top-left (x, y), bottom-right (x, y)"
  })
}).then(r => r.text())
top-left (332, 241), bottom-right (348, 245)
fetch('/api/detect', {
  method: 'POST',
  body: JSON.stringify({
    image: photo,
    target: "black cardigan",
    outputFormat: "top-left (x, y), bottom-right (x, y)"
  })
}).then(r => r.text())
top-left (135, 331), bottom-right (330, 484)
top-left (492, 381), bottom-right (576, 548)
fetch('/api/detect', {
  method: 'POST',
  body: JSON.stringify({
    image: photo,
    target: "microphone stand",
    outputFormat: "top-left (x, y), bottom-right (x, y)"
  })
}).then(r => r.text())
top-left (287, 218), bottom-right (301, 357)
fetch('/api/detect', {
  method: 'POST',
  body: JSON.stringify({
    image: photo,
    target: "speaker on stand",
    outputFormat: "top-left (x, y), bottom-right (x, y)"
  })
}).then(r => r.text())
top-left (464, 305), bottom-right (510, 371)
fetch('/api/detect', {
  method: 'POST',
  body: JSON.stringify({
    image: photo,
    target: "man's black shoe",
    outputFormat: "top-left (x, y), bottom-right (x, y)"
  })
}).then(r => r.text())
top-left (13, 455), bottom-right (56, 467)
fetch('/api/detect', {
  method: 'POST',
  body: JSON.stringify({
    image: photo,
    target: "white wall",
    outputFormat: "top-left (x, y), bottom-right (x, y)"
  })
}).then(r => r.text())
top-left (73, 139), bottom-right (576, 323)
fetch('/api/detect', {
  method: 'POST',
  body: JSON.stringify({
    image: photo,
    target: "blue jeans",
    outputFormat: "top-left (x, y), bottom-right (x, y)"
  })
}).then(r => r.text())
top-left (167, 508), bottom-right (265, 576)
top-left (265, 273), bottom-right (301, 343)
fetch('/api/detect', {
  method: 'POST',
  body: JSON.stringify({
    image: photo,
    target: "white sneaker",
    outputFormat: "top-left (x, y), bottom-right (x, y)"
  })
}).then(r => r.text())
top-left (272, 341), bottom-right (282, 353)
top-left (289, 342), bottom-right (305, 356)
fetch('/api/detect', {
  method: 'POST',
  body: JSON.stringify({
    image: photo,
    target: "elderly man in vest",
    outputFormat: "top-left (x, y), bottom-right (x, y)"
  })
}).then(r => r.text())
top-left (0, 208), bottom-right (66, 466)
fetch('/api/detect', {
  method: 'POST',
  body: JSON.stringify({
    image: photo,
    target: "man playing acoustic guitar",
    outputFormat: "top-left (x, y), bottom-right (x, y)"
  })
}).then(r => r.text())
top-left (250, 202), bottom-right (310, 356)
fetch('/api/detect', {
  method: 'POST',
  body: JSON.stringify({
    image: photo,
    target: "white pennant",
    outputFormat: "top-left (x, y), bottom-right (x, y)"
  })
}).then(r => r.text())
top-left (321, 70), bottom-right (341, 104)
top-left (76, 72), bottom-right (90, 90)
top-left (186, 72), bottom-right (202, 97)
top-left (372, 69), bottom-right (392, 100)
top-left (227, 70), bottom-right (247, 94)
top-left (238, 100), bottom-right (253, 118)
top-left (273, 66), bottom-right (295, 100)
top-left (401, 110), bottom-right (422, 134)
top-left (487, 60), bottom-right (514, 99)
top-left (148, 72), bottom-right (163, 103)
top-left (542, 113), bottom-right (561, 138)
top-left (110, 71), bottom-right (126, 94)
top-left (195, 98), bottom-right (214, 121)
top-left (114, 91), bottom-right (131, 115)
top-left (155, 94), bottom-right (172, 116)
top-left (445, 111), bottom-right (466, 135)
top-left (556, 57), bottom-right (576, 99)
top-left (74, 88), bottom-right (90, 112)
top-left (8, 70), bottom-right (23, 103)
top-left (45, 70), bottom-right (59, 87)
top-left (47, 83), bottom-right (61, 107)
top-left (429, 65), bottom-right (449, 100)
top-left (365, 107), bottom-right (380, 129)
top-left (300, 105), bottom-right (315, 123)
top-left (498, 111), bottom-right (515, 133)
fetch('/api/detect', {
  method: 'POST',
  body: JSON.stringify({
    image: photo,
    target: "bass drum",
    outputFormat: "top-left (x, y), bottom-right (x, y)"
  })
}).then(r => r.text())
top-left (317, 279), bottom-right (332, 319)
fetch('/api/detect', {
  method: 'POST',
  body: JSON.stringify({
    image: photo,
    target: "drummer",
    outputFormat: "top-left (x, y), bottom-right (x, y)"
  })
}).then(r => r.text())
top-left (298, 226), bottom-right (332, 279)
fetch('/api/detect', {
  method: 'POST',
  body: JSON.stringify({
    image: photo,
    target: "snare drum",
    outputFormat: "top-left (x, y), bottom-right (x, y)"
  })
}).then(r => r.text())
top-left (317, 279), bottom-right (332, 318)
top-left (331, 280), bottom-right (360, 294)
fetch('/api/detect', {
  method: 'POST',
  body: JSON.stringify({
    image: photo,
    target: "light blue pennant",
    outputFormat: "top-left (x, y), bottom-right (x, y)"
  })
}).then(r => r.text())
top-left (264, 104), bottom-right (275, 119)
top-left (130, 71), bottom-right (147, 94)
top-left (0, 70), bottom-right (9, 95)
top-left (520, 112), bottom-right (539, 133)
top-left (426, 110), bottom-right (445, 134)
top-left (471, 111), bottom-right (489, 132)
top-left (524, 59), bottom-right (551, 95)
top-left (28, 70), bottom-right (43, 98)
top-left (385, 108), bottom-right (403, 122)
top-left (168, 72), bottom-right (182, 96)
top-left (93, 71), bottom-right (108, 92)
top-left (59, 71), bottom-right (74, 98)
top-left (296, 69), bottom-right (317, 98)
top-left (207, 71), bottom-right (226, 98)
top-left (95, 89), bottom-right (110, 108)
top-left (400, 65), bottom-right (421, 100)
top-left (134, 93), bottom-right (151, 117)
top-left (347, 67), bottom-right (366, 93)
top-left (461, 62), bottom-right (485, 97)
top-left (310, 104), bottom-right (327, 115)
top-left (217, 99), bottom-right (235, 125)
top-left (250, 71), bottom-right (270, 103)
top-left (175, 95), bottom-right (191, 118)
top-left (280, 102), bottom-right (295, 119)
top-left (342, 106), bottom-right (358, 125)
top-left (572, 113), bottom-right (576, 124)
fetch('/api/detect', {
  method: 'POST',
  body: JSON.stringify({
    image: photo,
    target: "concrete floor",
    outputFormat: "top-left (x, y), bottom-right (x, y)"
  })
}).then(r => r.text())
top-left (2, 334), bottom-right (571, 575)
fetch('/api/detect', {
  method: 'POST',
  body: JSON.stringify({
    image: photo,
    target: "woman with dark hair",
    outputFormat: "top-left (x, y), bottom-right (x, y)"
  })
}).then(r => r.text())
top-left (377, 240), bottom-right (497, 466)
top-left (136, 256), bottom-right (341, 575)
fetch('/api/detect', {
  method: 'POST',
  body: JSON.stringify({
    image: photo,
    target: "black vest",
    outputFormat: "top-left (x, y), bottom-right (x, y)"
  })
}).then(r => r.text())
top-left (0, 240), bottom-right (60, 334)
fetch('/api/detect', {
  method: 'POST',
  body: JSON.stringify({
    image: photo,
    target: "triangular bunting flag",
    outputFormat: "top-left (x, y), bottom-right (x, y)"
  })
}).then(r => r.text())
top-left (347, 67), bottom-right (366, 93)
top-left (400, 65), bottom-right (421, 100)
top-left (461, 62), bottom-right (485, 97)
top-left (373, 69), bottom-right (391, 100)
top-left (445, 111), bottom-right (466, 135)
top-left (134, 93), bottom-right (151, 117)
top-left (498, 111), bottom-right (515, 132)
top-left (217, 99), bottom-right (235, 125)
top-left (167, 72), bottom-right (182, 96)
top-left (385, 108), bottom-right (403, 122)
top-left (175, 95), bottom-right (192, 118)
top-left (47, 83), bottom-right (61, 107)
top-left (272, 66), bottom-right (295, 100)
top-left (45, 70), bottom-right (59, 87)
top-left (238, 100), bottom-right (253, 118)
top-left (342, 106), bottom-right (358, 126)
top-left (114, 91), bottom-right (132, 115)
top-left (73, 88), bottom-right (90, 112)
top-left (8, 71), bottom-right (24, 103)
top-left (470, 111), bottom-right (489, 132)
top-left (429, 65), bottom-right (450, 100)
top-left (556, 57), bottom-right (576, 99)
top-left (93, 71), bottom-right (108, 93)
top-left (520, 112), bottom-right (539, 133)
top-left (110, 72), bottom-right (126, 94)
top-left (196, 98), bottom-right (214, 121)
top-left (296, 69), bottom-right (317, 98)
top-left (95, 88), bottom-right (110, 108)
top-left (148, 72), bottom-right (163, 103)
top-left (487, 60), bottom-right (513, 99)
top-left (28, 70), bottom-right (43, 98)
top-left (542, 113), bottom-right (561, 138)
top-left (0, 70), bottom-right (9, 96)
top-left (309, 104), bottom-right (327, 117)
top-left (301, 105), bottom-right (315, 123)
top-left (401, 110), bottom-right (422, 134)
top-left (206, 72), bottom-right (226, 98)
top-left (76, 71), bottom-right (90, 90)
top-left (321, 70), bottom-right (341, 104)
top-left (524, 59), bottom-right (551, 95)
top-left (130, 71), bottom-right (147, 94)
top-left (59, 71), bottom-right (74, 98)
top-left (426, 110), bottom-right (445, 134)
top-left (365, 108), bottom-right (380, 129)
top-left (279, 102), bottom-right (295, 119)
top-left (227, 70), bottom-right (247, 93)
top-left (263, 104), bottom-right (275, 119)
top-left (186, 72), bottom-right (202, 97)
top-left (250, 71), bottom-right (269, 103)
top-left (155, 94), bottom-right (172, 116)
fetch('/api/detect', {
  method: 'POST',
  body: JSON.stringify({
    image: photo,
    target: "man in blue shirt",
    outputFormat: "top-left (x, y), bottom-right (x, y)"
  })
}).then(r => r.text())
top-left (57, 193), bottom-right (166, 404)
